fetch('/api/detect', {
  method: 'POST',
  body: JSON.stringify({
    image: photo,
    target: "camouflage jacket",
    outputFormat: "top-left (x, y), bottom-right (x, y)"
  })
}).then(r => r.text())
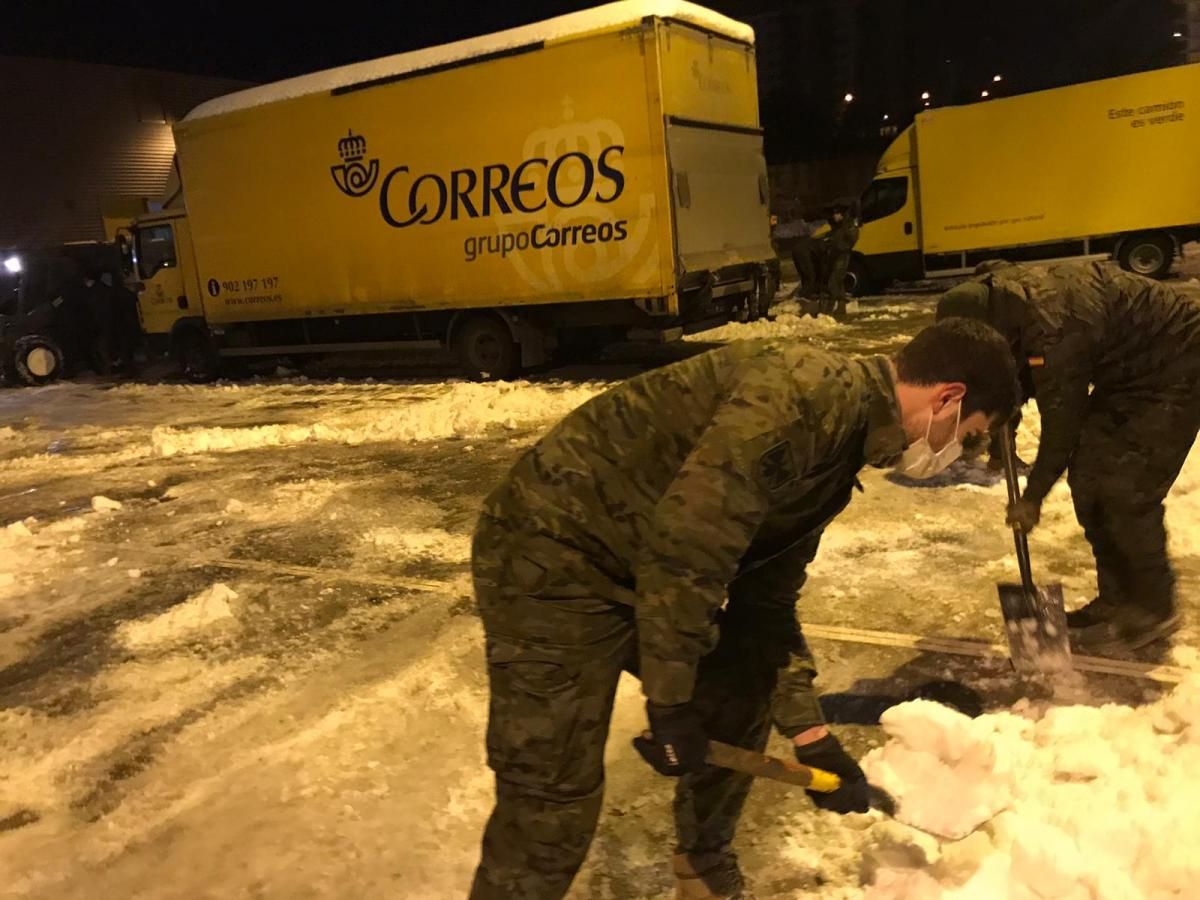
top-left (481, 341), bottom-right (906, 707)
top-left (826, 219), bottom-right (860, 257)
top-left (981, 261), bottom-right (1200, 503)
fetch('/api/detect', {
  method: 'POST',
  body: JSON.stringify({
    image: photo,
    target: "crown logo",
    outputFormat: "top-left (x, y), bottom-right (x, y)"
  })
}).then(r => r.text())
top-left (331, 129), bottom-right (379, 198)
top-left (338, 130), bottom-right (368, 162)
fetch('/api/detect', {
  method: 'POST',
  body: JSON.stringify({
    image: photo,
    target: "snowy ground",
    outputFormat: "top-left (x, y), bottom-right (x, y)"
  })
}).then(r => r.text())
top-left (1, 291), bottom-right (1198, 898)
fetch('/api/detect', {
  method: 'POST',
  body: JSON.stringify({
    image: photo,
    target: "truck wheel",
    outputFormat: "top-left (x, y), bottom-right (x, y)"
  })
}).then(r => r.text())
top-left (747, 272), bottom-right (775, 321)
top-left (174, 329), bottom-right (220, 383)
top-left (845, 258), bottom-right (875, 297)
top-left (454, 315), bottom-right (519, 380)
top-left (1118, 233), bottom-right (1173, 279)
top-left (13, 336), bottom-right (65, 386)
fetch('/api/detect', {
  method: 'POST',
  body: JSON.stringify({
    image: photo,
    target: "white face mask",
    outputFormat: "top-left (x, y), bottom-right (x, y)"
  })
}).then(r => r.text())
top-left (895, 401), bottom-right (963, 479)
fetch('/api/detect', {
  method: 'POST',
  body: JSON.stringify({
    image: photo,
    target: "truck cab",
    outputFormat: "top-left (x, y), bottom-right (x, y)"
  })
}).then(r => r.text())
top-left (120, 211), bottom-right (225, 380)
top-left (851, 127), bottom-right (923, 293)
top-left (126, 211), bottom-right (200, 342)
top-left (850, 64), bottom-right (1200, 295)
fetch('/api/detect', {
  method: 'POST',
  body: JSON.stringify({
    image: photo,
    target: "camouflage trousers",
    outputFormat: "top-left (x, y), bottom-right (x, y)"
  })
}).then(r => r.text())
top-left (827, 255), bottom-right (849, 304)
top-left (468, 527), bottom-right (818, 900)
top-left (791, 238), bottom-right (818, 297)
top-left (1068, 378), bottom-right (1200, 616)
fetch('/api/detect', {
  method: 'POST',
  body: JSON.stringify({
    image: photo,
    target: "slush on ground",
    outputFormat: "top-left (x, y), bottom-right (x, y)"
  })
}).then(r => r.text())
top-left (1, 293), bottom-right (1198, 898)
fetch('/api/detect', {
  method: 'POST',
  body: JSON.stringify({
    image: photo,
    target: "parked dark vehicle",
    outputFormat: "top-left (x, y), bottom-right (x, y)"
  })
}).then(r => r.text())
top-left (0, 243), bottom-right (137, 386)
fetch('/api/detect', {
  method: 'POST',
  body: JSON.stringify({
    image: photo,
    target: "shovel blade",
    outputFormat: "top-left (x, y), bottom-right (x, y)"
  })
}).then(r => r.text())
top-left (997, 582), bottom-right (1072, 674)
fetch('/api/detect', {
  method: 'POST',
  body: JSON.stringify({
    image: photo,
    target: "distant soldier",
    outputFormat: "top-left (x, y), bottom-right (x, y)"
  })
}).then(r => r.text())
top-left (939, 260), bottom-right (1200, 654)
top-left (822, 203), bottom-right (859, 317)
top-left (469, 320), bottom-right (1019, 900)
top-left (771, 212), bottom-right (817, 298)
top-left (791, 233), bottom-right (819, 299)
top-left (54, 262), bottom-right (96, 376)
top-left (102, 273), bottom-right (143, 374)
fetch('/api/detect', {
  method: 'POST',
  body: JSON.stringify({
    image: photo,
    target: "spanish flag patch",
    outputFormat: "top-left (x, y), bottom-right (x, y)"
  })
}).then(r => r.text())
top-left (1028, 356), bottom-right (1046, 367)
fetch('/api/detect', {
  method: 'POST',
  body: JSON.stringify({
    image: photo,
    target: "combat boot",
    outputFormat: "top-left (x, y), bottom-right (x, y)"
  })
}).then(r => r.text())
top-left (1071, 604), bottom-right (1180, 656)
top-left (1065, 596), bottom-right (1121, 630)
top-left (672, 848), bottom-right (755, 900)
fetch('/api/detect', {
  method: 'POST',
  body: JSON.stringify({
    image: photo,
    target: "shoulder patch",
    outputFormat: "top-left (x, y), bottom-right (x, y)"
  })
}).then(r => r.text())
top-left (1027, 356), bottom-right (1045, 367)
top-left (758, 440), bottom-right (798, 492)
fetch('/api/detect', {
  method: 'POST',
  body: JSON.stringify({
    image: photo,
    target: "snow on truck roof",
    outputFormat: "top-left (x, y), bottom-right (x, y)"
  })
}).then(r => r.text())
top-left (186, 1), bottom-right (754, 122)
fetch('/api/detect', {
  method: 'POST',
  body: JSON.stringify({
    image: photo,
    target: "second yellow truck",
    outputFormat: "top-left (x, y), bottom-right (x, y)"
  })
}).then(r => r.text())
top-left (127, 1), bottom-right (775, 379)
top-left (848, 62), bottom-right (1200, 294)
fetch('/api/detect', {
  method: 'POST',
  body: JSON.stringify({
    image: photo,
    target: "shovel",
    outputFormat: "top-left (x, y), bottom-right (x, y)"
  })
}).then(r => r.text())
top-left (997, 423), bottom-right (1071, 674)
top-left (706, 740), bottom-right (981, 840)
top-left (706, 739), bottom-right (846, 795)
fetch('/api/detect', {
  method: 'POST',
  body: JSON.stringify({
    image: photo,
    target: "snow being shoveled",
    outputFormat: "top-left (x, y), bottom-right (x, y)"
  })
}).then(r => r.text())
top-left (860, 677), bottom-right (1200, 899)
top-left (149, 380), bottom-right (604, 458)
top-left (186, 1), bottom-right (754, 121)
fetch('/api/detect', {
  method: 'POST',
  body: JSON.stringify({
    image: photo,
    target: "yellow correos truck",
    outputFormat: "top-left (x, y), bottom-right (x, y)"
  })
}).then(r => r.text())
top-left (848, 62), bottom-right (1200, 294)
top-left (127, 1), bottom-right (774, 379)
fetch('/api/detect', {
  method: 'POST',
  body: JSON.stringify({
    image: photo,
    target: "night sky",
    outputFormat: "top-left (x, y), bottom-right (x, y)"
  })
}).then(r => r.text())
top-left (3, 1), bottom-right (629, 81)
top-left (3, 0), bottom-right (1176, 84)
top-left (3, 0), bottom-right (1185, 163)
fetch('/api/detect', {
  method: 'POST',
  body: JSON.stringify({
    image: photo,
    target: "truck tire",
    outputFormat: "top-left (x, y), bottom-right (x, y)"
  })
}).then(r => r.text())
top-left (174, 328), bottom-right (220, 383)
top-left (1118, 233), bottom-right (1173, 279)
top-left (13, 336), bottom-right (65, 386)
top-left (845, 258), bottom-right (875, 297)
top-left (747, 270), bottom-right (776, 321)
top-left (454, 315), bottom-right (519, 380)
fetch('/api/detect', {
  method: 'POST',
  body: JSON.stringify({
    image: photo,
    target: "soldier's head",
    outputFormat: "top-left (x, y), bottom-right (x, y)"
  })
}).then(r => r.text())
top-left (936, 280), bottom-right (990, 324)
top-left (892, 318), bottom-right (1020, 458)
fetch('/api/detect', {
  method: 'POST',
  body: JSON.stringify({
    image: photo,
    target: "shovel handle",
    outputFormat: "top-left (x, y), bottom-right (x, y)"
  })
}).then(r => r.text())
top-left (705, 740), bottom-right (841, 793)
top-left (1000, 421), bottom-right (1036, 594)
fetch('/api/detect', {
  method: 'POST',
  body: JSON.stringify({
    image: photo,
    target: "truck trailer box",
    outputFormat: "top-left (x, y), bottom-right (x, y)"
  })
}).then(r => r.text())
top-left (129, 1), bottom-right (775, 378)
top-left (849, 62), bottom-right (1200, 293)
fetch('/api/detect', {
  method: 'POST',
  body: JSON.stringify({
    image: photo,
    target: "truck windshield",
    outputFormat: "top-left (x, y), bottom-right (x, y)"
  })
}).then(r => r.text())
top-left (137, 225), bottom-right (177, 279)
top-left (859, 176), bottom-right (908, 224)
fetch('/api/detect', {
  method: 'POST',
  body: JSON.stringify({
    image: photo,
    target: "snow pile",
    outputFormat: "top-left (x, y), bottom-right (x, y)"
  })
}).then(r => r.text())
top-left (866, 700), bottom-right (1016, 840)
top-left (0, 519), bottom-right (37, 589)
top-left (149, 380), bottom-right (603, 457)
top-left (0, 515), bottom-right (96, 598)
top-left (118, 583), bottom-right (239, 650)
top-left (187, 1), bottom-right (753, 120)
top-left (862, 678), bottom-right (1200, 898)
top-left (1, 518), bottom-right (35, 546)
top-left (685, 311), bottom-right (842, 344)
top-left (363, 527), bottom-right (470, 563)
top-left (1164, 442), bottom-right (1200, 556)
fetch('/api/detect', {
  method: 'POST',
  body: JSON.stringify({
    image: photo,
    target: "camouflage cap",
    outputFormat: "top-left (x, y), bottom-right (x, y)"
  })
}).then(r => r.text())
top-left (936, 281), bottom-right (990, 323)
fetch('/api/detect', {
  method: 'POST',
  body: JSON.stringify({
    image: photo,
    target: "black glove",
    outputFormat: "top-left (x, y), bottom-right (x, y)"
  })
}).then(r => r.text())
top-left (793, 733), bottom-right (869, 814)
top-left (632, 701), bottom-right (708, 777)
top-left (1006, 497), bottom-right (1041, 534)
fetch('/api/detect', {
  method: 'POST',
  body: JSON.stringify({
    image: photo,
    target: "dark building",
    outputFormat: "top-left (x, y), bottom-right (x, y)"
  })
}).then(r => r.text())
top-left (0, 57), bottom-right (246, 247)
top-left (1182, 0), bottom-right (1200, 62)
